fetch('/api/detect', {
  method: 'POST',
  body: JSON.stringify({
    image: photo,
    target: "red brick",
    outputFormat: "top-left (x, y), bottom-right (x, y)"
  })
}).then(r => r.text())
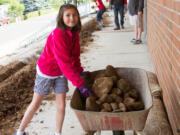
top-left (171, 36), bottom-right (180, 52)
top-left (166, 77), bottom-right (180, 128)
top-left (163, 91), bottom-right (180, 135)
top-left (173, 1), bottom-right (180, 12)
top-left (172, 67), bottom-right (180, 91)
top-left (164, 0), bottom-right (173, 9)
top-left (172, 44), bottom-right (180, 66)
top-left (166, 7), bottom-right (173, 20)
top-left (163, 94), bottom-right (179, 135)
top-left (171, 23), bottom-right (180, 38)
top-left (171, 54), bottom-right (180, 74)
top-left (172, 12), bottom-right (180, 25)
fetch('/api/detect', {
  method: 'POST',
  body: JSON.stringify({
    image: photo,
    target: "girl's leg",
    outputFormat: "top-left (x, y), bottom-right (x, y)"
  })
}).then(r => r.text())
top-left (96, 10), bottom-right (102, 28)
top-left (135, 25), bottom-right (138, 39)
top-left (114, 5), bottom-right (120, 28)
top-left (138, 26), bottom-right (142, 40)
top-left (18, 93), bottom-right (44, 131)
top-left (137, 14), bottom-right (143, 40)
top-left (100, 8), bottom-right (106, 26)
top-left (119, 5), bottom-right (124, 27)
top-left (96, 10), bottom-right (101, 22)
top-left (55, 93), bottom-right (66, 133)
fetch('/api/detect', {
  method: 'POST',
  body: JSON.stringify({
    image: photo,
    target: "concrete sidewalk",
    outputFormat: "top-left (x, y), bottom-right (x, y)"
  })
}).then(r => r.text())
top-left (25, 12), bottom-right (154, 135)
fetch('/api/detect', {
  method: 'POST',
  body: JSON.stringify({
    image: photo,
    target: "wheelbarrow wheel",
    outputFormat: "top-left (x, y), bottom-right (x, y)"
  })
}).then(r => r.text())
top-left (112, 130), bottom-right (125, 135)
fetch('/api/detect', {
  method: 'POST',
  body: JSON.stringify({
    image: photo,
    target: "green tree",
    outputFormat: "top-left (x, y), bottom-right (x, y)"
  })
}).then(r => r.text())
top-left (0, 0), bottom-right (10, 5)
top-left (7, 0), bottom-right (24, 17)
top-left (20, 0), bottom-right (50, 14)
top-left (50, 0), bottom-right (64, 9)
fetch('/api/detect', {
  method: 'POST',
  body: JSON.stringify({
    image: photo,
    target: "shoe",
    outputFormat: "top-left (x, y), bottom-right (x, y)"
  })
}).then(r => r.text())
top-left (97, 23), bottom-right (103, 28)
top-left (121, 25), bottom-right (124, 29)
top-left (134, 39), bottom-right (142, 44)
top-left (114, 27), bottom-right (120, 30)
top-left (14, 132), bottom-right (27, 135)
top-left (101, 23), bottom-right (105, 27)
top-left (130, 38), bottom-right (137, 43)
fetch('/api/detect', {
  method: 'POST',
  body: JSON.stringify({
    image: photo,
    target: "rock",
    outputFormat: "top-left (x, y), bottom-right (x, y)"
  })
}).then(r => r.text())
top-left (124, 89), bottom-right (139, 99)
top-left (110, 76), bottom-right (118, 84)
top-left (92, 77), bottom-right (114, 97)
top-left (117, 79), bottom-right (131, 93)
top-left (102, 103), bottom-right (112, 112)
top-left (94, 72), bottom-right (106, 79)
top-left (118, 103), bottom-right (127, 112)
top-left (105, 65), bottom-right (118, 77)
top-left (110, 93), bottom-right (123, 103)
top-left (123, 97), bottom-right (135, 110)
top-left (110, 102), bottom-right (119, 111)
top-left (86, 96), bottom-right (100, 111)
top-left (125, 100), bottom-right (144, 111)
top-left (97, 93), bottom-right (108, 104)
top-left (112, 88), bottom-right (123, 95)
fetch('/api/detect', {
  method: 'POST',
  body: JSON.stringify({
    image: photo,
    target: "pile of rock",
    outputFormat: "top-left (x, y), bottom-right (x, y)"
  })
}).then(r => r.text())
top-left (85, 65), bottom-right (144, 112)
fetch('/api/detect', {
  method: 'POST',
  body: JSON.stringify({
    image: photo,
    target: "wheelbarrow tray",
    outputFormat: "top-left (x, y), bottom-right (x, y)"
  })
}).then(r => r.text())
top-left (70, 68), bottom-right (152, 131)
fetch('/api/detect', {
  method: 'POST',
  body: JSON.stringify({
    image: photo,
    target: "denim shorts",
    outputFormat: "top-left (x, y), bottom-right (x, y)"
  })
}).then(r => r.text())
top-left (34, 73), bottom-right (69, 95)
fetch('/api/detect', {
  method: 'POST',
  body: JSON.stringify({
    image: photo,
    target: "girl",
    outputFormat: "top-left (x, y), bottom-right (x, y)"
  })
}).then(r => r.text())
top-left (14, 4), bottom-right (92, 135)
top-left (128, 0), bottom-right (144, 44)
top-left (94, 0), bottom-right (106, 29)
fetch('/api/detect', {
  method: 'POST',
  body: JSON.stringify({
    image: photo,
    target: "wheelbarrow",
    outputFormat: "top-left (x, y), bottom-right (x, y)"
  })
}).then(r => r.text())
top-left (70, 68), bottom-right (153, 135)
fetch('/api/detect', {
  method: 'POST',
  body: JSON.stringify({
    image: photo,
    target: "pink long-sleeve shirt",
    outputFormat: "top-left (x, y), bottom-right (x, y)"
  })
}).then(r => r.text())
top-left (37, 28), bottom-right (84, 87)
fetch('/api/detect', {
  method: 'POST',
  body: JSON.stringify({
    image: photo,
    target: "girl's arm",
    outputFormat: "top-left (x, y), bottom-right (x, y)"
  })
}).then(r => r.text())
top-left (73, 34), bottom-right (84, 73)
top-left (52, 33), bottom-right (84, 87)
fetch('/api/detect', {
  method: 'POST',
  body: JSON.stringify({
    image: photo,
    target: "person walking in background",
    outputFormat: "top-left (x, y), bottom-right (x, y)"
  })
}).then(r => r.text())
top-left (14, 4), bottom-right (92, 135)
top-left (128, 0), bottom-right (144, 44)
top-left (110, 0), bottom-right (127, 30)
top-left (94, 0), bottom-right (106, 29)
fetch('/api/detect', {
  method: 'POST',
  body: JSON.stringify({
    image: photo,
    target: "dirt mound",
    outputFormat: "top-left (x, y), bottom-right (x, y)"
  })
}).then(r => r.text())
top-left (0, 61), bottom-right (26, 83)
top-left (0, 61), bottom-right (36, 134)
top-left (80, 18), bottom-right (98, 53)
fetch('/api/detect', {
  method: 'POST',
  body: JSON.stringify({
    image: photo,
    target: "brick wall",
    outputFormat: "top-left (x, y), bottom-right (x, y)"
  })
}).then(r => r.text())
top-left (146, 0), bottom-right (180, 134)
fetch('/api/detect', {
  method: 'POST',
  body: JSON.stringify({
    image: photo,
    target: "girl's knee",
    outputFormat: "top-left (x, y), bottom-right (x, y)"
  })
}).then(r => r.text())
top-left (56, 102), bottom-right (66, 112)
top-left (56, 106), bottom-right (66, 113)
top-left (30, 100), bottom-right (41, 110)
top-left (30, 97), bottom-right (43, 110)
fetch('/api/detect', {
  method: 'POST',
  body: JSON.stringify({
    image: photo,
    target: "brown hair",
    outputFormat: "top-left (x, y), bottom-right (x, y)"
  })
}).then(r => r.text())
top-left (56, 4), bottom-right (81, 32)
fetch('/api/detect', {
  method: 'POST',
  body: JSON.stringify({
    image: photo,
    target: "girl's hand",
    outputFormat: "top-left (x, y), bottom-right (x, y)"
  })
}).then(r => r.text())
top-left (78, 84), bottom-right (93, 98)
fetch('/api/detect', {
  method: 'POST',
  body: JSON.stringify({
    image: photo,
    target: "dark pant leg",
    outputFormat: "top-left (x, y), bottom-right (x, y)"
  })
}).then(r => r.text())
top-left (119, 5), bottom-right (124, 26)
top-left (99, 8), bottom-right (106, 21)
top-left (97, 10), bottom-right (101, 22)
top-left (114, 5), bottom-right (120, 27)
top-left (97, 8), bottom-right (106, 22)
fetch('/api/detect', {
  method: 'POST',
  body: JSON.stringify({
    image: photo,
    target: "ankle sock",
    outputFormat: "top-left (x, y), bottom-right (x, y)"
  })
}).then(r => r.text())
top-left (54, 132), bottom-right (61, 135)
top-left (16, 130), bottom-right (25, 135)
